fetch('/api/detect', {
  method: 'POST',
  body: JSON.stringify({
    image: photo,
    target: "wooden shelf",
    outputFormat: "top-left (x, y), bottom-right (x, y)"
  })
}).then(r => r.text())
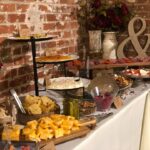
top-left (90, 62), bottom-right (150, 69)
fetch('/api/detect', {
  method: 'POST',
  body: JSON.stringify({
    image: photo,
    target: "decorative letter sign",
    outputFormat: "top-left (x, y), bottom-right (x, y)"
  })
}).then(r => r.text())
top-left (117, 17), bottom-right (150, 58)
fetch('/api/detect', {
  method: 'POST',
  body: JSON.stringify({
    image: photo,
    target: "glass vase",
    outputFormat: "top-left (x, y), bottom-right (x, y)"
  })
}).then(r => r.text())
top-left (102, 32), bottom-right (118, 59)
top-left (89, 30), bottom-right (102, 53)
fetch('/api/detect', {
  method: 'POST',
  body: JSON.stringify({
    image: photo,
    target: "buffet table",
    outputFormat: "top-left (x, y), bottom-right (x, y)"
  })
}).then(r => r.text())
top-left (56, 83), bottom-right (149, 150)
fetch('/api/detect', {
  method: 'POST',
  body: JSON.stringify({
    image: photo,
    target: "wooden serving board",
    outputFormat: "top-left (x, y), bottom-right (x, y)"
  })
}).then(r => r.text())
top-left (91, 62), bottom-right (150, 69)
top-left (0, 118), bottom-right (94, 150)
top-left (40, 126), bottom-right (90, 148)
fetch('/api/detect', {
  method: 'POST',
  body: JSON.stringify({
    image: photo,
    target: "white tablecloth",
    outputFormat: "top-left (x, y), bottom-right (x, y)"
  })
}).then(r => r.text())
top-left (140, 92), bottom-right (150, 150)
top-left (56, 84), bottom-right (150, 150)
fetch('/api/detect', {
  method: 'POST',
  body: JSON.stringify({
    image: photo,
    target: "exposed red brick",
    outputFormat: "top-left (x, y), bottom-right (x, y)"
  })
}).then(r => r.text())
top-left (60, 0), bottom-right (75, 4)
top-left (2, 59), bottom-right (14, 68)
top-left (4, 71), bottom-right (13, 80)
top-left (0, 15), bottom-right (5, 23)
top-left (21, 84), bottom-right (35, 94)
top-left (62, 31), bottom-right (71, 38)
top-left (136, 4), bottom-right (150, 12)
top-left (70, 21), bottom-right (79, 29)
top-left (13, 0), bottom-right (35, 2)
top-left (145, 20), bottom-right (150, 26)
top-left (0, 91), bottom-right (10, 99)
top-left (39, 5), bottom-right (48, 11)
top-left (24, 74), bottom-right (34, 81)
top-left (3, 68), bottom-right (18, 80)
top-left (22, 45), bottom-right (30, 53)
top-left (56, 22), bottom-right (71, 30)
top-left (47, 14), bottom-right (57, 22)
top-left (24, 55), bottom-right (31, 63)
top-left (13, 56), bottom-right (25, 65)
top-left (44, 23), bottom-right (56, 31)
top-left (68, 46), bottom-right (76, 53)
top-left (38, 71), bottom-right (44, 78)
top-left (17, 4), bottom-right (29, 12)
top-left (8, 14), bottom-right (25, 23)
top-left (0, 3), bottom-right (15, 12)
top-left (136, 0), bottom-right (148, 3)
top-left (19, 24), bottom-right (29, 29)
top-left (0, 37), bottom-right (5, 44)
top-left (11, 68), bottom-right (18, 77)
top-left (18, 65), bottom-right (33, 76)
top-left (0, 25), bottom-right (15, 34)
top-left (57, 39), bottom-right (69, 47)
top-left (0, 0), bottom-right (149, 101)
top-left (60, 48), bottom-right (69, 53)
top-left (72, 30), bottom-right (78, 36)
top-left (13, 47), bottom-right (22, 55)
top-left (46, 41), bottom-right (57, 48)
top-left (60, 6), bottom-right (74, 13)
top-left (9, 76), bottom-right (28, 87)
top-left (0, 80), bottom-right (8, 91)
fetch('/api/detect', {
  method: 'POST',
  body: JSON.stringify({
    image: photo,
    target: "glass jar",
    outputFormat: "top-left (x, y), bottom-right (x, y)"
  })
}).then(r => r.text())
top-left (87, 71), bottom-right (119, 111)
top-left (63, 96), bottom-right (79, 119)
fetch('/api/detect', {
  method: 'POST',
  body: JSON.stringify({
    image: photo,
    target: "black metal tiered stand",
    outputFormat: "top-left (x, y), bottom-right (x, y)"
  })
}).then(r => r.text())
top-left (8, 36), bottom-right (56, 96)
top-left (8, 36), bottom-right (81, 96)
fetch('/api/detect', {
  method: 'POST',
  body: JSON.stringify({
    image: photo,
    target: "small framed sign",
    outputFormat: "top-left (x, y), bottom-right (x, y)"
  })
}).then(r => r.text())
top-left (113, 96), bottom-right (123, 109)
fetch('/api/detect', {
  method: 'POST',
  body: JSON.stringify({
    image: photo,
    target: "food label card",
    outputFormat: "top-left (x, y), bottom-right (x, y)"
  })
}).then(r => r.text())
top-left (113, 96), bottom-right (123, 109)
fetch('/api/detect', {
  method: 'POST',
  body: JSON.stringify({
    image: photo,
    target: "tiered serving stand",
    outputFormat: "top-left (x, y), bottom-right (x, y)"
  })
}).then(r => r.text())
top-left (8, 35), bottom-right (57, 96)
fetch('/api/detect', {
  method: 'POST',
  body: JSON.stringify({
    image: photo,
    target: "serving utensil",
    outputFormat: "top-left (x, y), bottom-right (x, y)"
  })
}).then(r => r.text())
top-left (10, 89), bottom-right (26, 114)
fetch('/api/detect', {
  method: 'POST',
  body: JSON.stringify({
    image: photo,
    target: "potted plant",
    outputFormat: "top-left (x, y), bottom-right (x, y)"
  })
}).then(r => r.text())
top-left (77, 0), bottom-right (133, 58)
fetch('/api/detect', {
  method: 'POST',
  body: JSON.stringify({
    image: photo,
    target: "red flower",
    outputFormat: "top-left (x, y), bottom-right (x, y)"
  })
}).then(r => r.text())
top-left (106, 8), bottom-right (116, 19)
top-left (121, 3), bottom-right (129, 16)
top-left (0, 62), bottom-right (2, 68)
top-left (82, 0), bottom-right (133, 31)
top-left (113, 16), bottom-right (122, 26)
top-left (91, 0), bottom-right (101, 9)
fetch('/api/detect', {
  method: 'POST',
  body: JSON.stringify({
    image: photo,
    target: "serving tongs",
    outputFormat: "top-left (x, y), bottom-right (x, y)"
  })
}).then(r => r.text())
top-left (10, 89), bottom-right (26, 114)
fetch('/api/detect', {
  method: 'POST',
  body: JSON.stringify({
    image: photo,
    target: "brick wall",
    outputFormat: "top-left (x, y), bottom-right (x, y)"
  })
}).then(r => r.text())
top-left (0, 0), bottom-right (150, 100)
top-left (0, 0), bottom-right (78, 100)
top-left (120, 0), bottom-right (150, 57)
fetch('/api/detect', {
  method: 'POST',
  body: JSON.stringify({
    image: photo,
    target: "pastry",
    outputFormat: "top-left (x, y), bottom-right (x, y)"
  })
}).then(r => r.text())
top-left (36, 55), bottom-right (74, 62)
top-left (47, 77), bottom-right (84, 89)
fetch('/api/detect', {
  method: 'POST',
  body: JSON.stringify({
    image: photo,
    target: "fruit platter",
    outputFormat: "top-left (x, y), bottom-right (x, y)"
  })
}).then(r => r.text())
top-left (122, 68), bottom-right (150, 78)
top-left (89, 57), bottom-right (150, 69)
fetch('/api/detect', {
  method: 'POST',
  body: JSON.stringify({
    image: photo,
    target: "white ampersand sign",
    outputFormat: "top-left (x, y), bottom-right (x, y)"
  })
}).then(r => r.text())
top-left (117, 17), bottom-right (150, 58)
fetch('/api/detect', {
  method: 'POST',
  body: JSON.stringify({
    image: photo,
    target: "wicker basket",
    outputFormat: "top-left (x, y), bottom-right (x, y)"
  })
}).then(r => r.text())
top-left (17, 103), bottom-right (60, 125)
top-left (17, 96), bottom-right (60, 125)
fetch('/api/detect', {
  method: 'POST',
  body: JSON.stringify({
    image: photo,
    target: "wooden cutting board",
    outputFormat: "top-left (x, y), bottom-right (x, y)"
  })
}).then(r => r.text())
top-left (40, 126), bottom-right (90, 149)
top-left (0, 118), bottom-right (95, 150)
top-left (40, 117), bottom-right (96, 148)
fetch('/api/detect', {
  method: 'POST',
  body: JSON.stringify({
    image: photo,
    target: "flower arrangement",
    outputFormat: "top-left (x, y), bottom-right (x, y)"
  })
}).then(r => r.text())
top-left (78, 0), bottom-right (133, 32)
top-left (0, 60), bottom-right (3, 72)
